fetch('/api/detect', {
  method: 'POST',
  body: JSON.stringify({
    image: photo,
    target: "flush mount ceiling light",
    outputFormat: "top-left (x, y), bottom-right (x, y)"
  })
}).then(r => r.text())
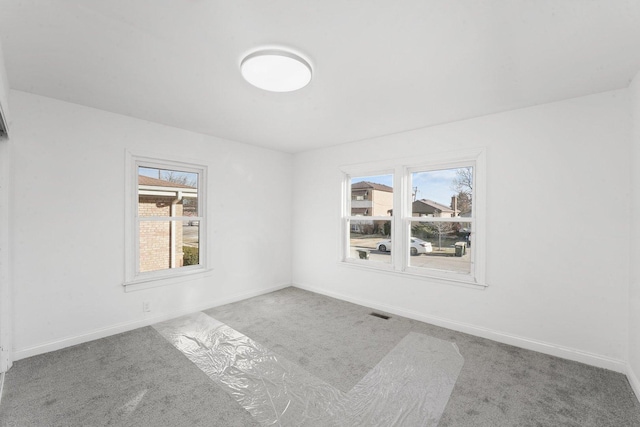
top-left (240, 49), bottom-right (312, 92)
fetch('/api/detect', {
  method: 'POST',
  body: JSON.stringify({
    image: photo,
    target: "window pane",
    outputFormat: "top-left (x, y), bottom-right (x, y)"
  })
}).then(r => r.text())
top-left (349, 219), bottom-right (391, 263)
top-left (411, 167), bottom-right (472, 218)
top-left (139, 220), bottom-right (199, 273)
top-left (351, 174), bottom-right (393, 217)
top-left (182, 220), bottom-right (200, 267)
top-left (138, 167), bottom-right (199, 217)
top-left (409, 221), bottom-right (472, 274)
top-left (183, 196), bottom-right (199, 219)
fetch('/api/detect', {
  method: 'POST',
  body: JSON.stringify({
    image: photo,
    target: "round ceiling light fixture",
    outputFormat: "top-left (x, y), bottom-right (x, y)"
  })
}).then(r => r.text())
top-left (240, 49), bottom-right (312, 92)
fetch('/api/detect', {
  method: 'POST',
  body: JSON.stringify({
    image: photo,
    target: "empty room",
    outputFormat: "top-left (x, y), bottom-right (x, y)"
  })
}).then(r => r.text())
top-left (1, 1), bottom-right (640, 426)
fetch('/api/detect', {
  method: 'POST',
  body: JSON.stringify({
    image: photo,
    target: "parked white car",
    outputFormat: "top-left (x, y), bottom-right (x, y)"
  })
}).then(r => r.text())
top-left (376, 238), bottom-right (433, 255)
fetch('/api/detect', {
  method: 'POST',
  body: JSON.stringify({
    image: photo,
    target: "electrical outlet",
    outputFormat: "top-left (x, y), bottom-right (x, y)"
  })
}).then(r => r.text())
top-left (143, 301), bottom-right (151, 313)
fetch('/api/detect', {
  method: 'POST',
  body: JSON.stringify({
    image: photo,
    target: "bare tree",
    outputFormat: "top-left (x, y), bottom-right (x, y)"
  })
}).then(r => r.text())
top-left (413, 222), bottom-right (454, 251)
top-left (431, 222), bottom-right (454, 251)
top-left (452, 167), bottom-right (473, 195)
top-left (161, 170), bottom-right (197, 188)
top-left (451, 167), bottom-right (473, 216)
top-left (454, 191), bottom-right (472, 216)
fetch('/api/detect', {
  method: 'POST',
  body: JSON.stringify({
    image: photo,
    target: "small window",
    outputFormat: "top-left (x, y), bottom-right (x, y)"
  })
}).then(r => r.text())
top-left (125, 155), bottom-right (207, 287)
top-left (138, 166), bottom-right (201, 273)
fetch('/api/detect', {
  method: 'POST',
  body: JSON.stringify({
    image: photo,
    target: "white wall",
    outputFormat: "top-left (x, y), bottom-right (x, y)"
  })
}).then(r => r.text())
top-left (9, 90), bottom-right (292, 359)
top-left (0, 137), bottom-right (12, 372)
top-left (630, 71), bottom-right (640, 397)
top-left (293, 89), bottom-right (632, 371)
top-left (0, 39), bottom-right (12, 372)
top-left (5, 81), bottom-right (637, 378)
top-left (0, 39), bottom-right (9, 131)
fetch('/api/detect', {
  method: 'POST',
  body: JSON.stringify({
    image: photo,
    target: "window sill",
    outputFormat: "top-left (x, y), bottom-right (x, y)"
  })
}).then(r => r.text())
top-left (123, 268), bottom-right (213, 292)
top-left (339, 259), bottom-right (487, 290)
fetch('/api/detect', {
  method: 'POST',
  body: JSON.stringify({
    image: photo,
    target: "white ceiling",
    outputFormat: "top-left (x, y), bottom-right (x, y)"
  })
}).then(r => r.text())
top-left (1, 1), bottom-right (640, 153)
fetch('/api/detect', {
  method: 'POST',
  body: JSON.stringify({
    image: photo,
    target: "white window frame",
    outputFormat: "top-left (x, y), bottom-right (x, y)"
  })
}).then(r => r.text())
top-left (340, 148), bottom-right (486, 288)
top-left (124, 152), bottom-right (209, 291)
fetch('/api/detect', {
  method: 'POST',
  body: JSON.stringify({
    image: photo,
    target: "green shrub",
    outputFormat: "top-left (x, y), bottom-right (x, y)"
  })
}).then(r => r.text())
top-left (412, 223), bottom-right (435, 239)
top-left (183, 246), bottom-right (199, 266)
top-left (383, 221), bottom-right (391, 236)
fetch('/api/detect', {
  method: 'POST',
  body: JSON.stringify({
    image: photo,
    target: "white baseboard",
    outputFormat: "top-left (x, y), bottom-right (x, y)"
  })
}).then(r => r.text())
top-left (293, 283), bottom-right (627, 373)
top-left (0, 347), bottom-right (11, 374)
top-left (13, 283), bottom-right (291, 361)
top-left (0, 372), bottom-right (5, 407)
top-left (13, 281), bottom-right (633, 383)
top-left (628, 364), bottom-right (640, 403)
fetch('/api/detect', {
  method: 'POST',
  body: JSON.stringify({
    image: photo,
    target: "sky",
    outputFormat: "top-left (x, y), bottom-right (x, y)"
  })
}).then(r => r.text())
top-left (139, 167), bottom-right (198, 188)
top-left (352, 167), bottom-right (469, 207)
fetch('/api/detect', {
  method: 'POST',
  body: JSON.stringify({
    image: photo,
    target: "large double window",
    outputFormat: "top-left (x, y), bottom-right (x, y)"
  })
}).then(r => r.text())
top-left (341, 149), bottom-right (485, 286)
top-left (125, 154), bottom-right (207, 289)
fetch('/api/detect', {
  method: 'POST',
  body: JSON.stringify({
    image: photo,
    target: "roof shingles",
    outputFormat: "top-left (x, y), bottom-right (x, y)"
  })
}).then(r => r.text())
top-left (351, 181), bottom-right (393, 193)
top-left (138, 175), bottom-right (195, 189)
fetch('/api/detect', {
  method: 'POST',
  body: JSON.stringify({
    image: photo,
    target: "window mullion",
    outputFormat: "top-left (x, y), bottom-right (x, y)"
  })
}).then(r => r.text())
top-left (138, 216), bottom-right (202, 221)
top-left (346, 215), bottom-right (392, 221)
top-left (411, 217), bottom-right (473, 223)
top-left (394, 164), bottom-right (406, 271)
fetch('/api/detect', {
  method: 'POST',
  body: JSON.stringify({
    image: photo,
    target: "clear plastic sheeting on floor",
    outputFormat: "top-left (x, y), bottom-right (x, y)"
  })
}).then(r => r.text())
top-left (344, 332), bottom-right (464, 426)
top-left (153, 312), bottom-right (464, 427)
top-left (153, 312), bottom-right (343, 425)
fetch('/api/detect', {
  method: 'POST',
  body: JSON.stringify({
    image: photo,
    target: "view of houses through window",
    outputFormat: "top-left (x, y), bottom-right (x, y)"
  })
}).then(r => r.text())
top-left (137, 166), bottom-right (200, 274)
top-left (348, 174), bottom-right (393, 264)
top-left (408, 167), bottom-right (473, 274)
top-left (347, 166), bottom-right (474, 276)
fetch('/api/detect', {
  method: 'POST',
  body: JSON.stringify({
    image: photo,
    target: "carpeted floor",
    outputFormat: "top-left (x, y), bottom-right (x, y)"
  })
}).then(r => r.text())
top-left (1, 287), bottom-right (639, 426)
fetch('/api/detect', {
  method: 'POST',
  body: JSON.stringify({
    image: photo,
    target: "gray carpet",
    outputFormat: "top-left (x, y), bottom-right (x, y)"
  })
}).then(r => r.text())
top-left (204, 288), bottom-right (640, 427)
top-left (0, 325), bottom-right (258, 427)
top-left (1, 287), bottom-right (639, 426)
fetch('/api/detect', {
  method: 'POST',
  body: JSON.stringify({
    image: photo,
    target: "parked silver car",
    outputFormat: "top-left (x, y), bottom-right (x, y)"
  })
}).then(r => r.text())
top-left (376, 238), bottom-right (433, 255)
